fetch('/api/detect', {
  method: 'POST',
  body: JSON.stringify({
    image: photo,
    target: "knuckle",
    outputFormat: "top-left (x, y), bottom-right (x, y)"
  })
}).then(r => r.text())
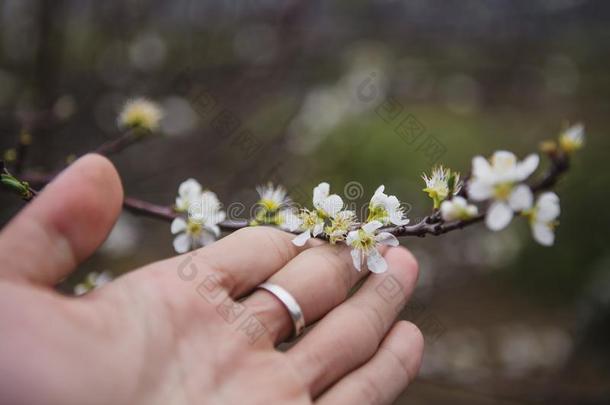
top-left (347, 301), bottom-right (386, 343)
top-left (320, 247), bottom-right (354, 293)
top-left (238, 226), bottom-right (297, 264)
top-left (381, 321), bottom-right (424, 382)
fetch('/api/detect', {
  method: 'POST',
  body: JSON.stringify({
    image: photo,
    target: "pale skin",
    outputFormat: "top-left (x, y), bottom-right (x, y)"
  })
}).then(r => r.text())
top-left (0, 155), bottom-right (424, 405)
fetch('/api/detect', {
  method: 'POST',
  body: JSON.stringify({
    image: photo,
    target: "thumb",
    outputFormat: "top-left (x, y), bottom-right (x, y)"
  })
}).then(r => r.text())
top-left (0, 154), bottom-right (123, 285)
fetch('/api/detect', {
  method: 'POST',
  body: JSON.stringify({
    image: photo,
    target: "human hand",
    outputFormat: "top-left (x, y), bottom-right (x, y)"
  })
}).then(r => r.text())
top-left (0, 155), bottom-right (423, 405)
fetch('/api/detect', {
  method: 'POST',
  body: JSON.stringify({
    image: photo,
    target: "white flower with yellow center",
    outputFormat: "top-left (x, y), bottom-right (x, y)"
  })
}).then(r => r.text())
top-left (559, 123), bottom-right (584, 153)
top-left (291, 209), bottom-right (325, 246)
top-left (313, 182), bottom-right (344, 218)
top-left (422, 166), bottom-right (461, 209)
top-left (346, 221), bottom-right (399, 273)
top-left (172, 191), bottom-right (226, 253)
top-left (292, 182), bottom-right (344, 246)
top-left (325, 210), bottom-right (357, 244)
top-left (175, 178), bottom-right (203, 212)
top-left (74, 271), bottom-right (113, 296)
top-left (256, 183), bottom-right (291, 212)
top-left (468, 151), bottom-right (539, 231)
top-left (440, 196), bottom-right (479, 221)
top-left (367, 185), bottom-right (410, 226)
top-left (526, 192), bottom-right (560, 246)
top-left (117, 98), bottom-right (163, 132)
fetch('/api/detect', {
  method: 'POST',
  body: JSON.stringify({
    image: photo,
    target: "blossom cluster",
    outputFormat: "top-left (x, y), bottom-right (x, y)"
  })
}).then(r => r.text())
top-left (168, 124), bottom-right (584, 273)
top-left (289, 182), bottom-right (408, 273)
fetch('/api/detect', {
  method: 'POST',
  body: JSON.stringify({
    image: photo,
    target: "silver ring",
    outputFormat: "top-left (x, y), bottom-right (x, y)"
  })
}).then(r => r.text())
top-left (257, 282), bottom-right (305, 339)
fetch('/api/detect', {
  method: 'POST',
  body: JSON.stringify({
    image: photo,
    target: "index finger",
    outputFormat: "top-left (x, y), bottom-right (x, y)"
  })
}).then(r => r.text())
top-left (166, 226), bottom-right (322, 298)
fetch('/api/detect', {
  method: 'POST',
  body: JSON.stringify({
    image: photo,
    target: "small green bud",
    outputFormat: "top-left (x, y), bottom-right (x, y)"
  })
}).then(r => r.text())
top-left (1, 173), bottom-right (32, 200)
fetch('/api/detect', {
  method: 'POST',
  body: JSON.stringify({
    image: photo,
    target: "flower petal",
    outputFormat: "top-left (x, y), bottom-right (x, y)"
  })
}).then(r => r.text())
top-left (320, 194), bottom-right (344, 217)
top-left (74, 284), bottom-right (88, 296)
top-left (350, 248), bottom-right (362, 271)
top-left (179, 178), bottom-right (202, 197)
top-left (171, 217), bottom-right (188, 234)
top-left (472, 156), bottom-right (492, 179)
top-left (440, 200), bottom-right (457, 221)
top-left (280, 211), bottom-right (302, 232)
top-left (389, 212), bottom-right (409, 226)
top-left (362, 221), bottom-right (383, 234)
top-left (486, 201), bottom-right (513, 231)
top-left (536, 192), bottom-right (560, 222)
top-left (175, 196), bottom-right (188, 211)
top-left (207, 211), bottom-right (226, 226)
top-left (532, 222), bottom-right (555, 246)
top-left (313, 222), bottom-right (324, 236)
top-left (468, 179), bottom-right (493, 201)
top-left (346, 230), bottom-right (359, 245)
top-left (491, 151), bottom-right (517, 172)
top-left (207, 224), bottom-right (221, 237)
top-left (376, 232), bottom-right (399, 247)
top-left (508, 185), bottom-right (533, 211)
top-left (292, 230), bottom-right (311, 247)
top-left (313, 182), bottom-right (330, 207)
top-left (367, 249), bottom-right (388, 273)
top-left (199, 231), bottom-right (217, 246)
top-left (516, 154), bottom-right (540, 180)
top-left (173, 233), bottom-right (191, 253)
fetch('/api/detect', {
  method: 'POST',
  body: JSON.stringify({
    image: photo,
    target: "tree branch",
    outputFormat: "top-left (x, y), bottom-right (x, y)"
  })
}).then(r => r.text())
top-left (5, 139), bottom-right (572, 240)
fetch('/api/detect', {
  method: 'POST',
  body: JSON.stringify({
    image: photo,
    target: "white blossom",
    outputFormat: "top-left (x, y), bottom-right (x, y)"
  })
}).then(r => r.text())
top-left (468, 151), bottom-right (539, 231)
top-left (252, 183), bottom-right (295, 227)
top-left (559, 123), bottom-right (584, 153)
top-left (422, 166), bottom-right (461, 208)
top-left (292, 182), bottom-right (345, 246)
top-left (527, 192), bottom-right (560, 246)
top-left (346, 221), bottom-right (399, 273)
top-left (367, 185), bottom-right (410, 226)
top-left (313, 182), bottom-right (344, 218)
top-left (256, 183), bottom-right (291, 211)
top-left (440, 196), bottom-right (479, 221)
top-left (292, 209), bottom-right (324, 246)
top-left (74, 271), bottom-right (113, 296)
top-left (172, 191), bottom-right (226, 253)
top-left (117, 98), bottom-right (163, 132)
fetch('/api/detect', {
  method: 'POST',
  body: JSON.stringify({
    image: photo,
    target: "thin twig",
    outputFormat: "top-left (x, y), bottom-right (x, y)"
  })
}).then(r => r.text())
top-left (95, 129), bottom-right (148, 156)
top-left (20, 129), bottom-right (151, 187)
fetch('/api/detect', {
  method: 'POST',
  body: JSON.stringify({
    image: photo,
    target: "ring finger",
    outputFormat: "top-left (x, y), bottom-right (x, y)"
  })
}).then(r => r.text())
top-left (288, 246), bottom-right (420, 397)
top-left (240, 243), bottom-right (374, 344)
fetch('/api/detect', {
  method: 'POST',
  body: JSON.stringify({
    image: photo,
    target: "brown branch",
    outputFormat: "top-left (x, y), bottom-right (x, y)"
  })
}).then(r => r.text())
top-left (20, 129), bottom-right (151, 187)
top-left (382, 152), bottom-right (570, 238)
top-left (5, 150), bottom-right (571, 240)
top-left (122, 197), bottom-right (249, 231)
top-left (95, 129), bottom-right (149, 156)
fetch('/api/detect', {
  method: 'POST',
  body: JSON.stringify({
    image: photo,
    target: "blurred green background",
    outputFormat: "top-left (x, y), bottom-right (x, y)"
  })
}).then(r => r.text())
top-left (1, 0), bottom-right (609, 403)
